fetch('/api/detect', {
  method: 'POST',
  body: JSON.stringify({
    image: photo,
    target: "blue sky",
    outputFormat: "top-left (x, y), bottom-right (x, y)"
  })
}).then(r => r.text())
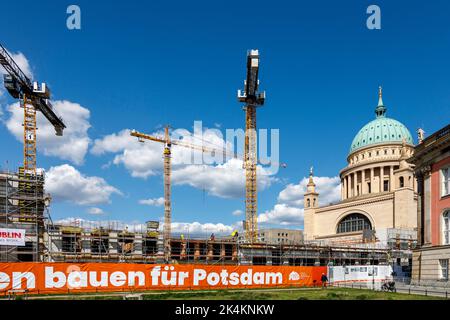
top-left (1, 0), bottom-right (449, 233)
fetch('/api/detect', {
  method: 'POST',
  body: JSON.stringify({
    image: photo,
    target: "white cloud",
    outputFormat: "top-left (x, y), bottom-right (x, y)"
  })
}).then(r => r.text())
top-left (1, 50), bottom-right (33, 116)
top-left (45, 164), bottom-right (121, 205)
top-left (91, 128), bottom-right (277, 198)
top-left (259, 204), bottom-right (304, 226)
top-left (232, 209), bottom-right (243, 216)
top-left (0, 51), bottom-right (33, 78)
top-left (170, 221), bottom-right (234, 236)
top-left (87, 207), bottom-right (105, 215)
top-left (139, 197), bottom-right (165, 207)
top-left (258, 175), bottom-right (341, 226)
top-left (92, 129), bottom-right (164, 178)
top-left (171, 158), bottom-right (275, 198)
top-left (4, 100), bottom-right (91, 165)
top-left (278, 176), bottom-right (341, 207)
top-left (0, 50), bottom-right (91, 165)
top-left (53, 217), bottom-right (236, 236)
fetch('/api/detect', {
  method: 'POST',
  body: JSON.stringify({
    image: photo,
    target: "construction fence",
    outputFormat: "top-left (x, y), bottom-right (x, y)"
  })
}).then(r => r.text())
top-left (0, 263), bottom-right (326, 295)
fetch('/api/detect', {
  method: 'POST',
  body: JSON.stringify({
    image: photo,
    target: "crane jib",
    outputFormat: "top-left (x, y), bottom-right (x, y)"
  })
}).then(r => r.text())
top-left (0, 42), bottom-right (66, 136)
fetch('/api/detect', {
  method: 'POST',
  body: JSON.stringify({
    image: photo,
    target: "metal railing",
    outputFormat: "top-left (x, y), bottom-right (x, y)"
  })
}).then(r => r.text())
top-left (331, 281), bottom-right (449, 299)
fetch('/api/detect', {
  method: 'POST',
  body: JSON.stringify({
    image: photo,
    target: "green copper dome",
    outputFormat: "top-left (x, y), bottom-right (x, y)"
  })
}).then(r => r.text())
top-left (349, 87), bottom-right (414, 154)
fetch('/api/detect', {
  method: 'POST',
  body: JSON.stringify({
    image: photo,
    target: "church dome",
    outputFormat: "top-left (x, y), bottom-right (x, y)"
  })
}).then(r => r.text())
top-left (349, 87), bottom-right (414, 154)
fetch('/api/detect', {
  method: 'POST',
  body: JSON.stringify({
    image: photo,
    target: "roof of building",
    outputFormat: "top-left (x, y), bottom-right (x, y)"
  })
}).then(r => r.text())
top-left (349, 87), bottom-right (414, 154)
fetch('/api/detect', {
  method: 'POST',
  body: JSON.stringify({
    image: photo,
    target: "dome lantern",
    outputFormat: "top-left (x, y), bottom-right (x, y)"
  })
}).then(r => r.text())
top-left (375, 86), bottom-right (387, 118)
top-left (349, 87), bottom-right (414, 155)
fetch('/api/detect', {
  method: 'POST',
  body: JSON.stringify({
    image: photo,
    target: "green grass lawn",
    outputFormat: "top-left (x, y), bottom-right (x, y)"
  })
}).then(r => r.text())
top-left (31, 288), bottom-right (444, 300)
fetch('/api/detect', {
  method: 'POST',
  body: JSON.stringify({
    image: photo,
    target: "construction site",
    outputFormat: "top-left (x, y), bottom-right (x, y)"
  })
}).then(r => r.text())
top-left (0, 42), bottom-right (417, 278)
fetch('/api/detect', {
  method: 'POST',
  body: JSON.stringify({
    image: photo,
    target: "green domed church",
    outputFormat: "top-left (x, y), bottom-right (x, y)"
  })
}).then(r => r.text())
top-left (304, 88), bottom-right (418, 248)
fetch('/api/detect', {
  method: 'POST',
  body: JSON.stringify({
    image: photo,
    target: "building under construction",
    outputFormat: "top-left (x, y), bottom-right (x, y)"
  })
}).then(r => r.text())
top-left (42, 223), bottom-right (390, 266)
top-left (0, 169), bottom-right (48, 262)
top-left (0, 168), bottom-right (410, 269)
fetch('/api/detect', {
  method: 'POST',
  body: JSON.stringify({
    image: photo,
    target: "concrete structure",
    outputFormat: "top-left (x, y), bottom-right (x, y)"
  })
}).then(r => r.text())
top-left (0, 169), bottom-right (47, 262)
top-left (257, 228), bottom-right (303, 244)
top-left (304, 88), bottom-right (418, 248)
top-left (409, 124), bottom-right (450, 286)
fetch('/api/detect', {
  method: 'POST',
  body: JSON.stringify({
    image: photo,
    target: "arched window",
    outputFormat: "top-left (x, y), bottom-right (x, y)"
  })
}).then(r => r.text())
top-left (337, 213), bottom-right (372, 234)
top-left (399, 176), bottom-right (404, 188)
top-left (306, 199), bottom-right (310, 208)
top-left (443, 211), bottom-right (449, 245)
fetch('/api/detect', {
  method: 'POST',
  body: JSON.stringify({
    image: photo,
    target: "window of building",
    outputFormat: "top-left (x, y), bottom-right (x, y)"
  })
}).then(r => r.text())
top-left (442, 167), bottom-right (450, 197)
top-left (443, 211), bottom-right (449, 245)
top-left (367, 182), bottom-right (371, 193)
top-left (384, 180), bottom-right (389, 192)
top-left (337, 213), bottom-right (372, 234)
top-left (399, 176), bottom-right (404, 188)
top-left (439, 259), bottom-right (449, 280)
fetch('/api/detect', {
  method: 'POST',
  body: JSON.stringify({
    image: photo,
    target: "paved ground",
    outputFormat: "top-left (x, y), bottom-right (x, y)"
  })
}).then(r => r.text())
top-left (1, 286), bottom-right (444, 300)
top-left (332, 282), bottom-right (450, 299)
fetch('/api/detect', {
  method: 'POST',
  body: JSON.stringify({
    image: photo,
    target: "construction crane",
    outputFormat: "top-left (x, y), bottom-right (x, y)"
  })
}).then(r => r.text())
top-left (237, 49), bottom-right (265, 243)
top-left (0, 43), bottom-right (66, 174)
top-left (130, 126), bottom-right (235, 262)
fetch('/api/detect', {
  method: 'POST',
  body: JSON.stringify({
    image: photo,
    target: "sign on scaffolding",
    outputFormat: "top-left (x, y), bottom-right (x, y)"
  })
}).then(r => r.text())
top-left (146, 221), bottom-right (159, 230)
top-left (0, 228), bottom-right (25, 246)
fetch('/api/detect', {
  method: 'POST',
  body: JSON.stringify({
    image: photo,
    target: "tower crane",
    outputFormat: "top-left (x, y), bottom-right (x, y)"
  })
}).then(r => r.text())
top-left (237, 49), bottom-right (265, 243)
top-left (131, 123), bottom-right (285, 260)
top-left (130, 126), bottom-right (237, 262)
top-left (0, 43), bottom-right (66, 174)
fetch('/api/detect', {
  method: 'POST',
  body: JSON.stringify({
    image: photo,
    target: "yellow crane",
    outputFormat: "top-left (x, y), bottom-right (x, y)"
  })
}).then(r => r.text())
top-left (0, 43), bottom-right (66, 174)
top-left (237, 49), bottom-right (265, 243)
top-left (130, 126), bottom-right (236, 262)
top-left (131, 123), bottom-right (285, 259)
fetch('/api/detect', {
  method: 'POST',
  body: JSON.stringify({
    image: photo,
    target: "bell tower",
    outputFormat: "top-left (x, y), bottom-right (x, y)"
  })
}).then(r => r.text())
top-left (304, 167), bottom-right (319, 240)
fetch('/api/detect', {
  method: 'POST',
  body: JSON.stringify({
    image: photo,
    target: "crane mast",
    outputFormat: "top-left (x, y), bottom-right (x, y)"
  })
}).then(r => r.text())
top-left (163, 126), bottom-right (172, 262)
top-left (238, 49), bottom-right (265, 243)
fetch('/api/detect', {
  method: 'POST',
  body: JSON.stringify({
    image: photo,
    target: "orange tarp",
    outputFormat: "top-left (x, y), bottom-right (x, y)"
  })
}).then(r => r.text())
top-left (0, 263), bottom-right (326, 295)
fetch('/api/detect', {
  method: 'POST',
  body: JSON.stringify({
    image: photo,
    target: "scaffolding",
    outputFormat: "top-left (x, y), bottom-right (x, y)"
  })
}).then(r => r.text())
top-left (0, 168), bottom-right (397, 267)
top-left (0, 169), bottom-right (47, 262)
top-left (236, 241), bottom-right (389, 266)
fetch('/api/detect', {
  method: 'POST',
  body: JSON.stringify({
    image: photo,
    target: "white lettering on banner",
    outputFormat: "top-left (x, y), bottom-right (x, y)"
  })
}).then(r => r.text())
top-left (0, 272), bottom-right (35, 290)
top-left (191, 268), bottom-right (282, 286)
top-left (0, 265), bottom-right (293, 291)
top-left (0, 228), bottom-right (25, 246)
top-left (0, 272), bottom-right (10, 290)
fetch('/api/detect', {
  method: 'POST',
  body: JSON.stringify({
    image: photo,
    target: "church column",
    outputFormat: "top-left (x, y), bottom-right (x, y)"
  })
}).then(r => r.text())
top-left (389, 166), bottom-right (394, 191)
top-left (353, 171), bottom-right (358, 197)
top-left (355, 171), bottom-right (361, 196)
top-left (351, 172), bottom-right (356, 197)
top-left (341, 178), bottom-right (344, 200)
top-left (343, 176), bottom-right (348, 200)
top-left (370, 167), bottom-right (374, 194)
top-left (379, 166), bottom-right (384, 192)
top-left (361, 169), bottom-right (366, 195)
top-left (344, 175), bottom-right (350, 199)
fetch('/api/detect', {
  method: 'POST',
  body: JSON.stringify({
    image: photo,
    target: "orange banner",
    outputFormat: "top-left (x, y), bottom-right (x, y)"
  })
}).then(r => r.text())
top-left (0, 263), bottom-right (326, 295)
